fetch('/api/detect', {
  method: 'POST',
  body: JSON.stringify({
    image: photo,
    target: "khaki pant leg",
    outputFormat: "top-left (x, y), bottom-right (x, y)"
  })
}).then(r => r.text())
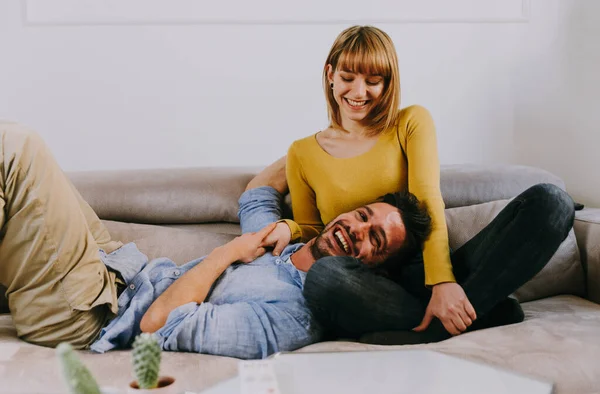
top-left (0, 123), bottom-right (118, 348)
top-left (67, 181), bottom-right (123, 254)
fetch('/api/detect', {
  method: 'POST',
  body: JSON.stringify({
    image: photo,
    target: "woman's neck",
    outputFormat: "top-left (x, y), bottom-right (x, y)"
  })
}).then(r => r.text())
top-left (339, 118), bottom-right (370, 138)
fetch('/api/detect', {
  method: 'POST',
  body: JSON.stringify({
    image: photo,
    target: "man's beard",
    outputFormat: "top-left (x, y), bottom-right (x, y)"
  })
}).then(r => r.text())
top-left (309, 233), bottom-right (332, 260)
top-left (309, 221), bottom-right (348, 260)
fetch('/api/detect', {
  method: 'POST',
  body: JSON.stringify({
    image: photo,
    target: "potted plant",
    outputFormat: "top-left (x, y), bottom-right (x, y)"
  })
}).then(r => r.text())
top-left (128, 333), bottom-right (177, 394)
top-left (56, 334), bottom-right (177, 394)
top-left (56, 342), bottom-right (102, 394)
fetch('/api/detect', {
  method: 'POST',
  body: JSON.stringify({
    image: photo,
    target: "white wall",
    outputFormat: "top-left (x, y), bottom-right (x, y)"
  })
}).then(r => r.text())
top-left (0, 1), bottom-right (598, 205)
top-left (514, 0), bottom-right (600, 207)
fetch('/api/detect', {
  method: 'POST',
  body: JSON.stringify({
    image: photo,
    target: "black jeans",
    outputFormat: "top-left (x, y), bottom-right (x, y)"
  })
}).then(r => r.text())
top-left (303, 183), bottom-right (575, 338)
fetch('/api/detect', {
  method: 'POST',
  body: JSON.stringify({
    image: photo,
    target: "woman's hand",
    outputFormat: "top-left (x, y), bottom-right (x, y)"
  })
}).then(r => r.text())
top-left (260, 222), bottom-right (292, 256)
top-left (223, 223), bottom-right (278, 263)
top-left (413, 282), bottom-right (477, 336)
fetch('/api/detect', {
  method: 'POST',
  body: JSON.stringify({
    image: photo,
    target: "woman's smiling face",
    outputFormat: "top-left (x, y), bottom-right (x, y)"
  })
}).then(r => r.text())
top-left (328, 65), bottom-right (385, 126)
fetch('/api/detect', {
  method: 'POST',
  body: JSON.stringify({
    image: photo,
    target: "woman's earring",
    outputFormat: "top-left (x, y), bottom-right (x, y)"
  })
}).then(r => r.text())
top-left (330, 82), bottom-right (334, 89)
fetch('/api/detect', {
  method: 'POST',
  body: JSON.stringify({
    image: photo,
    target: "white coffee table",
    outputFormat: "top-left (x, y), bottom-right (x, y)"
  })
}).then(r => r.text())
top-left (200, 349), bottom-right (554, 394)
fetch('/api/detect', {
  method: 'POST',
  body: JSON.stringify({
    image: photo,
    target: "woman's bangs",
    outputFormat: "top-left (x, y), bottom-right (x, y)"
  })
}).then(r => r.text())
top-left (336, 39), bottom-right (391, 78)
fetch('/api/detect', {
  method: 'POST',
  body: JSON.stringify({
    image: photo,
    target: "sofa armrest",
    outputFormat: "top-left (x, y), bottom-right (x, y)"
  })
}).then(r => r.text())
top-left (574, 208), bottom-right (600, 304)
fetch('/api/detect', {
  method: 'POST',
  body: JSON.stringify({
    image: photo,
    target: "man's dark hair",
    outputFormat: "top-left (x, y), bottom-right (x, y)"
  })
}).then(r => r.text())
top-left (379, 190), bottom-right (432, 267)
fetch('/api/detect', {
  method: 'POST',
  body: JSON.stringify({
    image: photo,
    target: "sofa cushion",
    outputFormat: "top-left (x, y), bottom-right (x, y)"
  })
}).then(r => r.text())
top-left (102, 220), bottom-right (237, 264)
top-left (2, 296), bottom-right (599, 393)
top-left (297, 296), bottom-right (600, 394)
top-left (444, 200), bottom-right (585, 302)
top-left (161, 223), bottom-right (241, 235)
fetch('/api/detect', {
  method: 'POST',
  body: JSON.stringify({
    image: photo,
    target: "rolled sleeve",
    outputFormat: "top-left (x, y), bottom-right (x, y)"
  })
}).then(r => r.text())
top-left (238, 186), bottom-right (284, 234)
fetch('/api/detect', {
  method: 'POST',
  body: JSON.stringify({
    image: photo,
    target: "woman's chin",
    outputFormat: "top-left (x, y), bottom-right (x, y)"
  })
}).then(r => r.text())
top-left (341, 111), bottom-right (368, 124)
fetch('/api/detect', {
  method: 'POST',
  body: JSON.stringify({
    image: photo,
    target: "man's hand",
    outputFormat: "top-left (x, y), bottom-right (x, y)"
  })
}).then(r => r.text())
top-left (259, 222), bottom-right (292, 256)
top-left (223, 222), bottom-right (278, 263)
top-left (413, 282), bottom-right (477, 336)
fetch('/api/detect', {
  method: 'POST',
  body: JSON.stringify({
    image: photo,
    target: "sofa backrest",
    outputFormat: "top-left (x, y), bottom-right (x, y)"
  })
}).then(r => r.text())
top-left (68, 164), bottom-right (566, 225)
top-left (439, 164), bottom-right (566, 208)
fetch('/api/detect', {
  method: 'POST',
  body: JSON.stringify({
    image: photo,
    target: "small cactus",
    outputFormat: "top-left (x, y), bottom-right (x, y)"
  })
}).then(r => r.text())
top-left (132, 333), bottom-right (162, 389)
top-left (56, 342), bottom-right (101, 394)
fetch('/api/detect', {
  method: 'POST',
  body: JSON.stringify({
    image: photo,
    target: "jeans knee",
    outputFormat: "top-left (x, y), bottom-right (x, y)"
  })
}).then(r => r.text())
top-left (541, 183), bottom-right (574, 217)
top-left (308, 256), bottom-right (362, 277)
top-left (527, 183), bottom-right (575, 233)
top-left (304, 256), bottom-right (362, 307)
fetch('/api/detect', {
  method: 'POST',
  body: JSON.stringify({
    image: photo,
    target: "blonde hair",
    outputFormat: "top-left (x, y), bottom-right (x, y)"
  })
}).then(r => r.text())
top-left (323, 26), bottom-right (400, 136)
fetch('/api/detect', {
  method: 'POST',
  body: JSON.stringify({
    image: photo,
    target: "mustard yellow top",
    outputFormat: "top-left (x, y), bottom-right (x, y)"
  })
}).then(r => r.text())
top-left (284, 105), bottom-right (454, 286)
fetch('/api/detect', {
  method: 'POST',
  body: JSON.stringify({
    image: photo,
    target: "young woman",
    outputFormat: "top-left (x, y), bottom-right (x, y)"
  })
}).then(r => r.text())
top-left (258, 25), bottom-right (574, 343)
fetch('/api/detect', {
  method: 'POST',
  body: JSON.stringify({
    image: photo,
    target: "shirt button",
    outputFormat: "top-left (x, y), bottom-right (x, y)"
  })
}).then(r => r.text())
top-left (275, 259), bottom-right (281, 265)
top-left (129, 284), bottom-right (136, 290)
top-left (174, 270), bottom-right (180, 276)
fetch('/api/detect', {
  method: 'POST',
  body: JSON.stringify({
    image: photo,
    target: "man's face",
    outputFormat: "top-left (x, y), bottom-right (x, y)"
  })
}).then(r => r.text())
top-left (310, 202), bottom-right (406, 266)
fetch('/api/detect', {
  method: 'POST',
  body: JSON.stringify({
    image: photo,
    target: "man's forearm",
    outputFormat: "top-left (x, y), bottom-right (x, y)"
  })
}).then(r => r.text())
top-left (140, 246), bottom-right (237, 333)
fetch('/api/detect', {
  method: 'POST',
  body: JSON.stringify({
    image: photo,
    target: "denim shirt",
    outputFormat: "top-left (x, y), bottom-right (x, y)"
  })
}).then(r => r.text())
top-left (90, 187), bottom-right (322, 359)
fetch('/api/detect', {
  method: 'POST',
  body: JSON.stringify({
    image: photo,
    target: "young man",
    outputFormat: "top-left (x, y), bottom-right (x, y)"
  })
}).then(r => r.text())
top-left (0, 122), bottom-right (430, 359)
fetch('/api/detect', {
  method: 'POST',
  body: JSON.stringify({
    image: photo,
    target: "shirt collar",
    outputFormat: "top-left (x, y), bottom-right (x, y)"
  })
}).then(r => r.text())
top-left (278, 242), bottom-right (305, 261)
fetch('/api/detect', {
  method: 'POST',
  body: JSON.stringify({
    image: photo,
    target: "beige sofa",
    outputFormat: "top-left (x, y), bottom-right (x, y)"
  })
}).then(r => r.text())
top-left (1, 165), bottom-right (599, 394)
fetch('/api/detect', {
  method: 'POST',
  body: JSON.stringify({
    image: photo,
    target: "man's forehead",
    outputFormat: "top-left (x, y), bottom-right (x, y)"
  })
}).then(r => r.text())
top-left (367, 203), bottom-right (406, 244)
top-left (385, 211), bottom-right (403, 226)
top-left (367, 202), bottom-right (396, 217)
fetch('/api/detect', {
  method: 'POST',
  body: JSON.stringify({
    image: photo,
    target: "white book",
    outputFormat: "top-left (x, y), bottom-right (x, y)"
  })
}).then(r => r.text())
top-left (201, 349), bottom-right (554, 394)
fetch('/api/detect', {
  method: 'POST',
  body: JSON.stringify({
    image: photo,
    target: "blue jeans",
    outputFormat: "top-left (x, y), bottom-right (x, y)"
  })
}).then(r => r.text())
top-left (303, 183), bottom-right (575, 338)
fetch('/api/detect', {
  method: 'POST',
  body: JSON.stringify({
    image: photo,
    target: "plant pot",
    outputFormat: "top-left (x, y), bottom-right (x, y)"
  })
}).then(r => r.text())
top-left (127, 376), bottom-right (178, 394)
